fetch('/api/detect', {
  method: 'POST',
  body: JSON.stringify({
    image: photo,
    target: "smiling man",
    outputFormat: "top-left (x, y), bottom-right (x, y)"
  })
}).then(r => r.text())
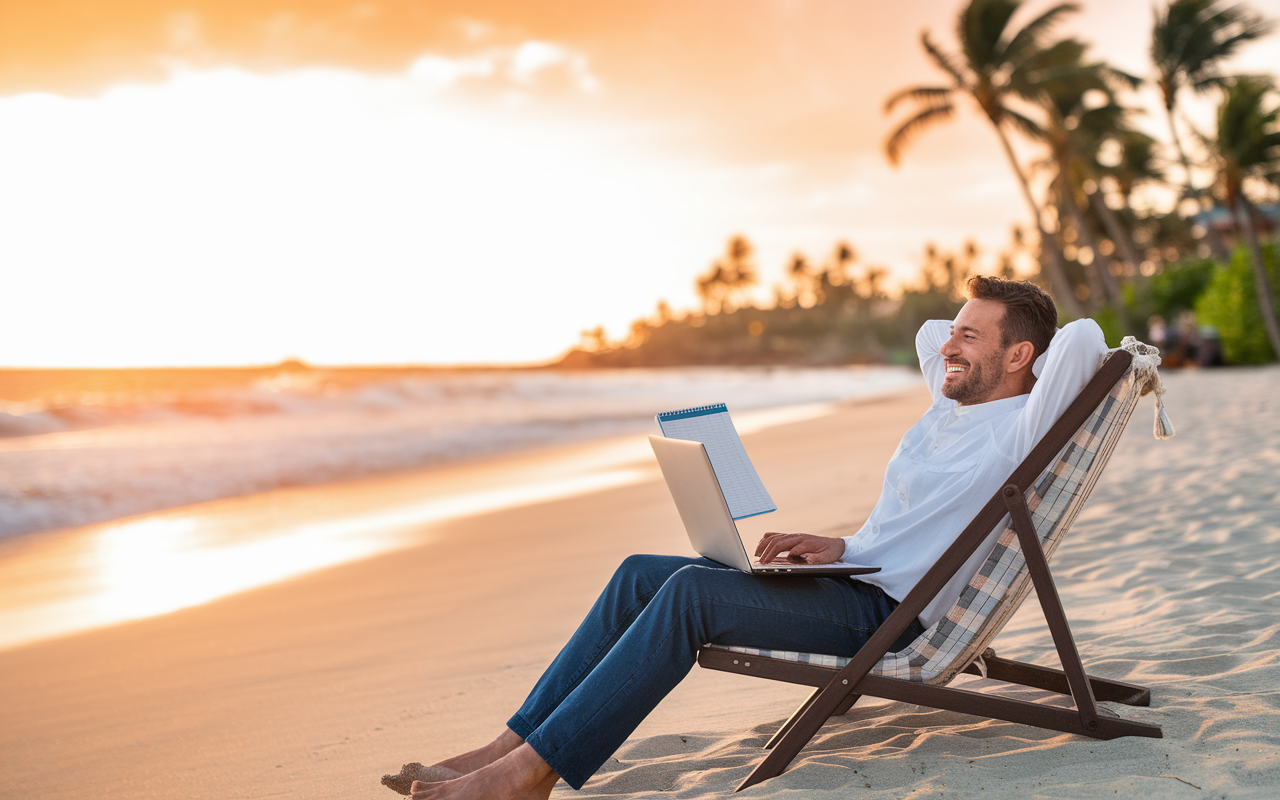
top-left (388, 276), bottom-right (1107, 800)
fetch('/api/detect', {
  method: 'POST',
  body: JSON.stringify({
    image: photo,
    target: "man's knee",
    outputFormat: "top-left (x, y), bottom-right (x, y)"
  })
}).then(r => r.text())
top-left (655, 564), bottom-right (716, 607)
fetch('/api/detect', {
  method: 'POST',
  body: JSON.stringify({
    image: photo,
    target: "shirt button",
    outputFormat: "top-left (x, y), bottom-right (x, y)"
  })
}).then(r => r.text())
top-left (898, 492), bottom-right (907, 502)
top-left (871, 525), bottom-right (880, 534)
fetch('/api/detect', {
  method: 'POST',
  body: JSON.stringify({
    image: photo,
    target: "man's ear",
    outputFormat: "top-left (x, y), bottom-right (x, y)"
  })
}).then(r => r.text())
top-left (1006, 341), bottom-right (1036, 373)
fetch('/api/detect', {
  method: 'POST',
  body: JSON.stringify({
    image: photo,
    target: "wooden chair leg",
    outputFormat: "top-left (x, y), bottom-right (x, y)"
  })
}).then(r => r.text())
top-left (762, 689), bottom-right (862, 750)
top-left (1003, 485), bottom-right (1100, 732)
top-left (764, 688), bottom-right (818, 749)
top-left (833, 693), bottom-right (860, 716)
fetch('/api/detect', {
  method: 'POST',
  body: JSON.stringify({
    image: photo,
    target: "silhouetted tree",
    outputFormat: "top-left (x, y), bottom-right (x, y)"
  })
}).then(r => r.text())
top-left (696, 235), bottom-right (758, 314)
top-left (1152, 0), bottom-right (1274, 200)
top-left (883, 0), bottom-right (1086, 316)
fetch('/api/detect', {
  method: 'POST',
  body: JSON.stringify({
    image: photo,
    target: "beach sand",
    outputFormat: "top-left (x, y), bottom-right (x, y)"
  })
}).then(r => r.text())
top-left (2, 367), bottom-right (1278, 799)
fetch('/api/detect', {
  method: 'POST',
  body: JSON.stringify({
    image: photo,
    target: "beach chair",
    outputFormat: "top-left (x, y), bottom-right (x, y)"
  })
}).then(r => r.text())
top-left (699, 338), bottom-right (1173, 791)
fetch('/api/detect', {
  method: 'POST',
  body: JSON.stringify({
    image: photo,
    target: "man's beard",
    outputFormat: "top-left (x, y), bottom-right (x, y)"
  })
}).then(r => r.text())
top-left (941, 354), bottom-right (1003, 405)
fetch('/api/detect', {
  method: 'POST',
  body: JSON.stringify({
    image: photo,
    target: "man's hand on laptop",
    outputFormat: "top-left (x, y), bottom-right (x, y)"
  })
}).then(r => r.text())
top-left (755, 532), bottom-right (846, 565)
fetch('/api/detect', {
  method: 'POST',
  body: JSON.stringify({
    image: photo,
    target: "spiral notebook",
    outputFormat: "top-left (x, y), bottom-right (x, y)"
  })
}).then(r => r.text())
top-left (654, 403), bottom-right (776, 520)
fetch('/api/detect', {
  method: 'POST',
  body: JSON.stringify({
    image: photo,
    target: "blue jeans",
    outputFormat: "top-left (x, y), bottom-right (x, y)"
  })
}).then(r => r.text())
top-left (507, 554), bottom-right (919, 789)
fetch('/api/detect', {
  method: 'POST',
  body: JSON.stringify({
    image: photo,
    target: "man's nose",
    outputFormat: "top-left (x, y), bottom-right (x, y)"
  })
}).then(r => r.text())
top-left (940, 337), bottom-right (960, 356)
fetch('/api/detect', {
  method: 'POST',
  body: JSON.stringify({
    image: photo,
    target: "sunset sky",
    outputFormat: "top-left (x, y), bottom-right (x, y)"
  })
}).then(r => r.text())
top-left (2, 0), bottom-right (1278, 367)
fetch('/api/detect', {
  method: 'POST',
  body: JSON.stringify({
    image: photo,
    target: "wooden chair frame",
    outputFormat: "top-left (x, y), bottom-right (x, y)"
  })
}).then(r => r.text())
top-left (697, 349), bottom-right (1163, 791)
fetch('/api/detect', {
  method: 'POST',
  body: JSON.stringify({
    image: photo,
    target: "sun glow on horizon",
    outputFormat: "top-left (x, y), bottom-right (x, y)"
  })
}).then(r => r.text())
top-left (9, 1), bottom-right (1267, 368)
top-left (0, 47), bottom-right (1028, 369)
top-left (0, 60), bottom-right (733, 368)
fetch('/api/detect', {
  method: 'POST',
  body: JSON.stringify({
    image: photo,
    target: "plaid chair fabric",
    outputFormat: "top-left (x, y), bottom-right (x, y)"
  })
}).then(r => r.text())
top-left (708, 341), bottom-right (1162, 685)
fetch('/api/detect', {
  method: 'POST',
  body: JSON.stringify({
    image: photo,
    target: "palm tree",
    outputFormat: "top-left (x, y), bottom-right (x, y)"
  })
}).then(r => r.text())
top-left (1024, 38), bottom-right (1140, 318)
top-left (1205, 76), bottom-right (1280, 357)
top-left (696, 235), bottom-right (758, 314)
top-left (884, 0), bottom-right (1085, 317)
top-left (1088, 130), bottom-right (1162, 283)
top-left (1151, 0), bottom-right (1274, 199)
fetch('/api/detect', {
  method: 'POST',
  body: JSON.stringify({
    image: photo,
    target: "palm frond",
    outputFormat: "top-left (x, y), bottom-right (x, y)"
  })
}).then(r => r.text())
top-left (1078, 104), bottom-right (1129, 134)
top-left (1191, 71), bottom-right (1230, 93)
top-left (1099, 64), bottom-right (1143, 91)
top-left (1010, 38), bottom-right (1089, 99)
top-left (1002, 2), bottom-right (1081, 68)
top-left (1153, 0), bottom-right (1275, 103)
top-left (884, 105), bottom-right (956, 165)
top-left (920, 31), bottom-right (968, 86)
top-left (884, 86), bottom-right (954, 114)
top-left (1003, 107), bottom-right (1046, 140)
top-left (959, 0), bottom-right (1023, 72)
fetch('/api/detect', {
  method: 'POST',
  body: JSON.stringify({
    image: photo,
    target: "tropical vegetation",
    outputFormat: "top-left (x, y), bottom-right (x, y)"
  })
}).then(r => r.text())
top-left (560, 0), bottom-right (1280, 369)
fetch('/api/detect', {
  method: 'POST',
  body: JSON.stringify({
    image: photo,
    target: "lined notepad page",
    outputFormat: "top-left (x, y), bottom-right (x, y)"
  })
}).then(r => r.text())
top-left (655, 403), bottom-right (776, 520)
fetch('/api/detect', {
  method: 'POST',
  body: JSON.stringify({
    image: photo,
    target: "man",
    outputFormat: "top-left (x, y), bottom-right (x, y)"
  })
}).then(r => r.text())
top-left (388, 276), bottom-right (1107, 800)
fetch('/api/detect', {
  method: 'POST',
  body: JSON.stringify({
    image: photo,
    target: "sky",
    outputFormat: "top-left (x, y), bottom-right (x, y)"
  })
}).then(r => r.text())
top-left (1, 0), bottom-right (1278, 367)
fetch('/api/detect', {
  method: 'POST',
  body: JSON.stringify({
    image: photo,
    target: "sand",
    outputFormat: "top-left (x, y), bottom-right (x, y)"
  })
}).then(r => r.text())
top-left (1, 366), bottom-right (1278, 799)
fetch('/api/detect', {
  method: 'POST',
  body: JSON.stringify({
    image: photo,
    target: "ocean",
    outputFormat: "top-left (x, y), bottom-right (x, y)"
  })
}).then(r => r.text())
top-left (0, 365), bottom-right (921, 541)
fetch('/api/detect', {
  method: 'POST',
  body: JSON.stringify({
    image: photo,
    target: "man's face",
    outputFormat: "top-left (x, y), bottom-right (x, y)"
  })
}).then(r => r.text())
top-left (940, 299), bottom-right (1010, 405)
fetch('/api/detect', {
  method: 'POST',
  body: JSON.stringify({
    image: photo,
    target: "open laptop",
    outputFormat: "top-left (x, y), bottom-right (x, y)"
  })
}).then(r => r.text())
top-left (648, 435), bottom-right (880, 577)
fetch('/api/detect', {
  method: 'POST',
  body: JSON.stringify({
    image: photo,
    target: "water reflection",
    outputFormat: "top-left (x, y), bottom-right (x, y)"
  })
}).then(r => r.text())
top-left (0, 466), bottom-right (650, 651)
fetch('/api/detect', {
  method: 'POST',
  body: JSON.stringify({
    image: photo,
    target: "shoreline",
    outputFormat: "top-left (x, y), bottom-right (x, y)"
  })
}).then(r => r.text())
top-left (0, 364), bottom-right (920, 540)
top-left (0, 394), bottom-right (904, 652)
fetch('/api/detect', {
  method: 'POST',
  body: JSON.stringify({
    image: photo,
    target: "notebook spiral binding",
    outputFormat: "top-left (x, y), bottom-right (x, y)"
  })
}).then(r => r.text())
top-left (656, 402), bottom-right (727, 421)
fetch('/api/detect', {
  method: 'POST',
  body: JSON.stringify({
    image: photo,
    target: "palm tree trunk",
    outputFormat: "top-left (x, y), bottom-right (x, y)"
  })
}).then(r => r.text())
top-left (993, 126), bottom-right (1084, 317)
top-left (1165, 105), bottom-right (1198, 201)
top-left (1056, 179), bottom-right (1103, 308)
top-left (1087, 189), bottom-right (1142, 275)
top-left (1237, 199), bottom-right (1280, 359)
top-left (1167, 106), bottom-right (1232, 261)
top-left (1060, 178), bottom-right (1131, 331)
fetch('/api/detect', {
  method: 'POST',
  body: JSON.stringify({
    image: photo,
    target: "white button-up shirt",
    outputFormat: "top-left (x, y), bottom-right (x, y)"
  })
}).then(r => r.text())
top-left (841, 318), bottom-right (1108, 628)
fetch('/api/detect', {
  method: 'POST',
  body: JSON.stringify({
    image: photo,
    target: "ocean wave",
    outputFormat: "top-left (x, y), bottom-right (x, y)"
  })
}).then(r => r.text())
top-left (0, 366), bottom-right (919, 539)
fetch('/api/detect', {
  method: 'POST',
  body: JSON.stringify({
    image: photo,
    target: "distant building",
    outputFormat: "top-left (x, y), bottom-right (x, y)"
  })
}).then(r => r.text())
top-left (1194, 203), bottom-right (1280, 243)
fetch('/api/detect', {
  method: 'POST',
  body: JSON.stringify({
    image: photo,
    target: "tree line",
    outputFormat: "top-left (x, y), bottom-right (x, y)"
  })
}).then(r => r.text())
top-left (559, 0), bottom-right (1280, 369)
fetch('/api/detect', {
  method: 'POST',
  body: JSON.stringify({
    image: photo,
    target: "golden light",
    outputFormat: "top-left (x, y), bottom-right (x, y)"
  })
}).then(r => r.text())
top-left (0, 463), bottom-right (652, 650)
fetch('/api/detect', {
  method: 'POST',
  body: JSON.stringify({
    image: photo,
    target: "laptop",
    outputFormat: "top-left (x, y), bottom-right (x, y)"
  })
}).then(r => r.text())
top-left (648, 435), bottom-right (880, 577)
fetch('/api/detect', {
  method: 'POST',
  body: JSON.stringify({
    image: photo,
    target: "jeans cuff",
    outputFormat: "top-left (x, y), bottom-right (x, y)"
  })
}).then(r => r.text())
top-left (506, 713), bottom-right (536, 742)
top-left (524, 731), bottom-right (590, 791)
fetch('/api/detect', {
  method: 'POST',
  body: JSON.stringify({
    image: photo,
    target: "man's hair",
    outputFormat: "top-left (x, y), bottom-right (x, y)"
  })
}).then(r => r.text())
top-left (966, 275), bottom-right (1057, 360)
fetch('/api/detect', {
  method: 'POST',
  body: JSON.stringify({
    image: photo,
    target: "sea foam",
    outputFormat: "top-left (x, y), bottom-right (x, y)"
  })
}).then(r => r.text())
top-left (0, 366), bottom-right (919, 539)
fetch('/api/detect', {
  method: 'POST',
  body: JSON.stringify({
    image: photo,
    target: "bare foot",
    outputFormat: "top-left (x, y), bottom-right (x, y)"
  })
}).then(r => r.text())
top-left (409, 744), bottom-right (558, 800)
top-left (382, 763), bottom-right (463, 795)
top-left (383, 728), bottom-right (527, 795)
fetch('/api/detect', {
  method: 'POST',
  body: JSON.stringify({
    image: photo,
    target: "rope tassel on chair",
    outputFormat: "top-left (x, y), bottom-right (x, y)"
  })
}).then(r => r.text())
top-left (1120, 336), bottom-right (1175, 440)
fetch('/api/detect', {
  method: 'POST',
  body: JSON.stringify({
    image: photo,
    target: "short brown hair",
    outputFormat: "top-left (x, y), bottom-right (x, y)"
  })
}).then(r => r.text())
top-left (966, 275), bottom-right (1057, 359)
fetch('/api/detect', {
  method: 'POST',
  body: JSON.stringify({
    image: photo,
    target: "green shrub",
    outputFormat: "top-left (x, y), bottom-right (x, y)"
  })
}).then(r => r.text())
top-left (1148, 258), bottom-right (1216, 318)
top-left (1090, 304), bottom-right (1124, 348)
top-left (1195, 242), bottom-right (1280, 364)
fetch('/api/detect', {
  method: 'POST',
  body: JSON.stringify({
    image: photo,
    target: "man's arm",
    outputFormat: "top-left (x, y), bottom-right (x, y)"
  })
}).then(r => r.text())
top-left (916, 320), bottom-right (952, 405)
top-left (1010, 318), bottom-right (1109, 457)
top-left (755, 531), bottom-right (846, 565)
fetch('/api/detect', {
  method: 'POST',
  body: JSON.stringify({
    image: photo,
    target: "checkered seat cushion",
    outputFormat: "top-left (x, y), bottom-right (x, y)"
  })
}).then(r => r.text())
top-left (707, 339), bottom-right (1165, 685)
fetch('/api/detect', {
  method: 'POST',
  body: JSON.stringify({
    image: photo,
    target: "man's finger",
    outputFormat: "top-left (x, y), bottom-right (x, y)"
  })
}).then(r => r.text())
top-left (756, 531), bottom-right (804, 552)
top-left (754, 532), bottom-right (792, 556)
top-left (758, 534), bottom-right (803, 563)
